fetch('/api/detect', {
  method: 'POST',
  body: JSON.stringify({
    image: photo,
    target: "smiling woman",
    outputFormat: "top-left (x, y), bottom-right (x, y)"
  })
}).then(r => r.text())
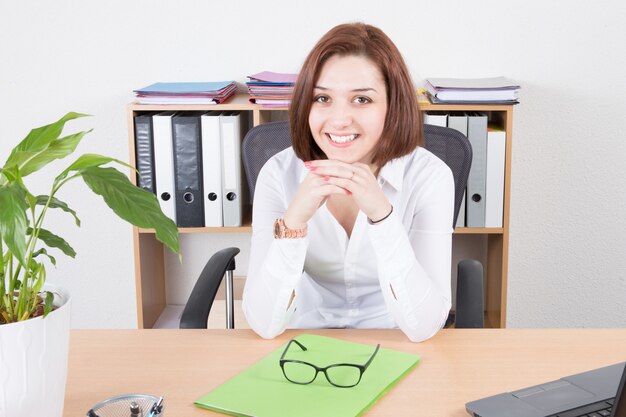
top-left (290, 23), bottom-right (422, 167)
top-left (308, 54), bottom-right (388, 166)
top-left (242, 22), bottom-right (455, 343)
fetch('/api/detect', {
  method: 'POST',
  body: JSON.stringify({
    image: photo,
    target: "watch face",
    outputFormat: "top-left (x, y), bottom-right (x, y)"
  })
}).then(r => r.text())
top-left (274, 219), bottom-right (282, 238)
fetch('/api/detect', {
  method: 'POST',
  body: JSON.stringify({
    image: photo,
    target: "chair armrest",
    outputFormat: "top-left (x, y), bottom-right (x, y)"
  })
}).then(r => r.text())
top-left (179, 247), bottom-right (240, 329)
top-left (455, 259), bottom-right (485, 328)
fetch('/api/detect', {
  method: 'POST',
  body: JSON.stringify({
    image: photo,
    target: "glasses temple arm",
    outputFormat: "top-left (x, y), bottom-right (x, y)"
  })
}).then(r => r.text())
top-left (362, 344), bottom-right (380, 370)
top-left (280, 339), bottom-right (308, 361)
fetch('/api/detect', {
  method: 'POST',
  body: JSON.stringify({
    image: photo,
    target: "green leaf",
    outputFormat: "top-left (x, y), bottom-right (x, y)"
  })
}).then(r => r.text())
top-left (2, 112), bottom-right (89, 171)
top-left (35, 195), bottom-right (81, 226)
top-left (0, 182), bottom-right (28, 265)
top-left (20, 130), bottom-right (92, 177)
top-left (27, 227), bottom-right (76, 258)
top-left (26, 193), bottom-right (38, 211)
top-left (43, 291), bottom-right (54, 317)
top-left (32, 262), bottom-right (45, 294)
top-left (0, 239), bottom-right (5, 274)
top-left (56, 153), bottom-right (132, 182)
top-left (0, 165), bottom-right (19, 183)
top-left (32, 248), bottom-right (57, 265)
top-left (80, 166), bottom-right (179, 254)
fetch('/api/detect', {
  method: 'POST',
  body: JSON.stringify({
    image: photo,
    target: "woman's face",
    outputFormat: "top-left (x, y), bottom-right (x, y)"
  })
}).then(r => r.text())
top-left (308, 54), bottom-right (388, 166)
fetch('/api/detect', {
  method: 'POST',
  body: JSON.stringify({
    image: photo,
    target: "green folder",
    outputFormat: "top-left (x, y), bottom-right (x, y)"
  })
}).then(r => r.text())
top-left (194, 334), bottom-right (420, 417)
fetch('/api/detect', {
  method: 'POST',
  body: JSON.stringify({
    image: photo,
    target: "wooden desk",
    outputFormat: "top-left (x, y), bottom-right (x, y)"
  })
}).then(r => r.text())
top-left (65, 329), bottom-right (626, 416)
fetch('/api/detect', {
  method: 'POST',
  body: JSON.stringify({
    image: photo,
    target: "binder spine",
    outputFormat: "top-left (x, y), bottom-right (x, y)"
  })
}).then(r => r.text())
top-left (485, 127), bottom-right (506, 228)
top-left (172, 114), bottom-right (205, 227)
top-left (466, 113), bottom-right (488, 227)
top-left (134, 114), bottom-right (156, 193)
top-left (201, 112), bottom-right (223, 227)
top-left (153, 112), bottom-right (177, 223)
top-left (220, 112), bottom-right (243, 227)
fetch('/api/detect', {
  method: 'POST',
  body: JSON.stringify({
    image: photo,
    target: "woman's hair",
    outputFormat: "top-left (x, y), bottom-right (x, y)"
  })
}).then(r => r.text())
top-left (289, 22), bottom-right (422, 167)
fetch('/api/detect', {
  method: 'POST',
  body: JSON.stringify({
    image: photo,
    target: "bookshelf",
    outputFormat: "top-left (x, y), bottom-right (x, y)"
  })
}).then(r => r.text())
top-left (128, 95), bottom-right (514, 329)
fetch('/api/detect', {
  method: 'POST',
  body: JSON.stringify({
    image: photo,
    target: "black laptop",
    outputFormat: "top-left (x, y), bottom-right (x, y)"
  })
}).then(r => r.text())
top-left (466, 362), bottom-right (626, 417)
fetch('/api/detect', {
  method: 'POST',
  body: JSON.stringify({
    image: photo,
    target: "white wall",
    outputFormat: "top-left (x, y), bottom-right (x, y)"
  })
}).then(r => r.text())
top-left (1, 0), bottom-right (625, 328)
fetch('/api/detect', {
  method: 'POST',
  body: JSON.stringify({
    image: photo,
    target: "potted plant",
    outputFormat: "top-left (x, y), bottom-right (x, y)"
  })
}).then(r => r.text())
top-left (0, 112), bottom-right (180, 417)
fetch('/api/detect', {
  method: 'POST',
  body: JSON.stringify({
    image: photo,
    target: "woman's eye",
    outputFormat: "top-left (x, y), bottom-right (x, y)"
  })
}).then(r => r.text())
top-left (353, 96), bottom-right (371, 104)
top-left (314, 95), bottom-right (329, 103)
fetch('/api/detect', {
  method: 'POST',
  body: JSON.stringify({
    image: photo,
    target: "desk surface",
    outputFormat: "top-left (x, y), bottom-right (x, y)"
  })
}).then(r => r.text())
top-left (65, 328), bottom-right (626, 417)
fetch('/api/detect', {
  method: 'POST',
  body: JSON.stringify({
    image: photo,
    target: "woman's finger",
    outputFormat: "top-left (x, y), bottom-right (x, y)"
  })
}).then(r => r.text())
top-left (304, 160), bottom-right (357, 179)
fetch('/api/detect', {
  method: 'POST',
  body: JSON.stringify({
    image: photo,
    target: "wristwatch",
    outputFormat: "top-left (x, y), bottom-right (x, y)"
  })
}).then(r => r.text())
top-left (273, 218), bottom-right (307, 239)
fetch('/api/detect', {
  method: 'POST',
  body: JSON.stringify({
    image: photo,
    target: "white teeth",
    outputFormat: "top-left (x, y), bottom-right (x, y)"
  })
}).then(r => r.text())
top-left (328, 133), bottom-right (357, 143)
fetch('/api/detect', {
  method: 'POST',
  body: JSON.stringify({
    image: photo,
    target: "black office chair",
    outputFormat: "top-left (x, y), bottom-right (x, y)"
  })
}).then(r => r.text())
top-left (180, 121), bottom-right (484, 329)
top-left (423, 124), bottom-right (484, 328)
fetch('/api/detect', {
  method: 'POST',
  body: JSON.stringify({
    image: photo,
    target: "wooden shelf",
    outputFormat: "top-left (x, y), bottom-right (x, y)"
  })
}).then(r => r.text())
top-left (129, 94), bottom-right (513, 330)
top-left (455, 227), bottom-right (504, 235)
top-left (138, 225), bottom-right (252, 234)
top-left (138, 226), bottom-right (502, 235)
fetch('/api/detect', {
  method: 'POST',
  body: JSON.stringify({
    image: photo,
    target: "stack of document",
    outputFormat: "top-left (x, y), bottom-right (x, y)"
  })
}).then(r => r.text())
top-left (246, 71), bottom-right (298, 107)
top-left (424, 77), bottom-right (520, 104)
top-left (133, 81), bottom-right (238, 104)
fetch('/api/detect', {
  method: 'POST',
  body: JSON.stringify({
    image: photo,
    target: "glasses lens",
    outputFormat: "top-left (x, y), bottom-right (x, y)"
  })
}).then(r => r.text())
top-left (326, 365), bottom-right (362, 387)
top-left (282, 361), bottom-right (317, 384)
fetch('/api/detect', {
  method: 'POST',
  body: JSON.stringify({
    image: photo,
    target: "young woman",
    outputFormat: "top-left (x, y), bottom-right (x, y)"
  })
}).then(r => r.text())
top-left (242, 23), bottom-right (454, 342)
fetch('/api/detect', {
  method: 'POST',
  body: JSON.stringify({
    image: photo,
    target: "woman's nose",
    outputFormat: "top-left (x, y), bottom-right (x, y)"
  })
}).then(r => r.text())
top-left (329, 105), bottom-right (352, 129)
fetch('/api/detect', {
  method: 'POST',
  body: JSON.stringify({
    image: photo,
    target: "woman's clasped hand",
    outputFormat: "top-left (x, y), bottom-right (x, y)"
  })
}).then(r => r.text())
top-left (296, 160), bottom-right (392, 224)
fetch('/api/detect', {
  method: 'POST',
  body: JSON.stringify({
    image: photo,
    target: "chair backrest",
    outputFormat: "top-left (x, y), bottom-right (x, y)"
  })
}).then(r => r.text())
top-left (422, 123), bottom-right (472, 226)
top-left (242, 121), bottom-right (292, 204)
top-left (242, 121), bottom-right (472, 226)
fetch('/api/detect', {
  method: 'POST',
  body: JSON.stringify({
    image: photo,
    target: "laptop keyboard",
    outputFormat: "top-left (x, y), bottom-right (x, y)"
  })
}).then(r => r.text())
top-left (549, 398), bottom-right (614, 417)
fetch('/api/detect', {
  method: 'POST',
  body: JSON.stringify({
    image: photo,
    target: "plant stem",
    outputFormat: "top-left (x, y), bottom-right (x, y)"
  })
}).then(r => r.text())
top-left (7, 255), bottom-right (15, 317)
top-left (14, 176), bottom-right (67, 321)
top-left (0, 238), bottom-right (5, 298)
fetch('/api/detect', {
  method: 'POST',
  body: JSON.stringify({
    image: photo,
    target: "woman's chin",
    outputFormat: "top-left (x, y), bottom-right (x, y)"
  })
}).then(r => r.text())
top-left (323, 152), bottom-right (358, 164)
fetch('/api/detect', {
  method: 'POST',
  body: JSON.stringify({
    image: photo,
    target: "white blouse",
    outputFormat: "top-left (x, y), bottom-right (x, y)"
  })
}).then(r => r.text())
top-left (242, 146), bottom-right (454, 342)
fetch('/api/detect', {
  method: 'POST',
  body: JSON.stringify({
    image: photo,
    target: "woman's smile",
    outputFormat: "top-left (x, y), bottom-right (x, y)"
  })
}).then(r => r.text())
top-left (326, 133), bottom-right (359, 147)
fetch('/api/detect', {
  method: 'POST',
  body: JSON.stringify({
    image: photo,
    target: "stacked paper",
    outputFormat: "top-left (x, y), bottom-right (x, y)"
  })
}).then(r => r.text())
top-left (133, 81), bottom-right (238, 104)
top-left (424, 77), bottom-right (520, 104)
top-left (246, 71), bottom-right (298, 107)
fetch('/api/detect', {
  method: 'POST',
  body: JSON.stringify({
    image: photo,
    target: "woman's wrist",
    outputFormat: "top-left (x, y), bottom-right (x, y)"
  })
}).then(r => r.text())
top-left (368, 205), bottom-right (393, 225)
top-left (283, 212), bottom-right (307, 231)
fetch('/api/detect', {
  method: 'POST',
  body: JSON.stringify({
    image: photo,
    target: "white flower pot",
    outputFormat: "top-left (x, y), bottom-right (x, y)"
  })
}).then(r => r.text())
top-left (0, 285), bottom-right (71, 417)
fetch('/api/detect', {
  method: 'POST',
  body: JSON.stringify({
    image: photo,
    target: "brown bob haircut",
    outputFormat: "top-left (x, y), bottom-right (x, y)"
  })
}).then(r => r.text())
top-left (289, 22), bottom-right (422, 168)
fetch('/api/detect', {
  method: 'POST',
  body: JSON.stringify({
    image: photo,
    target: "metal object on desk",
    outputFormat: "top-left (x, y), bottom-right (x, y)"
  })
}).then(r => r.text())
top-left (86, 394), bottom-right (164, 417)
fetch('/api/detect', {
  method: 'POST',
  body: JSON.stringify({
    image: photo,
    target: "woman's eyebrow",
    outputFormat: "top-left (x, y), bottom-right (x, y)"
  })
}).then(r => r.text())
top-left (314, 86), bottom-right (378, 93)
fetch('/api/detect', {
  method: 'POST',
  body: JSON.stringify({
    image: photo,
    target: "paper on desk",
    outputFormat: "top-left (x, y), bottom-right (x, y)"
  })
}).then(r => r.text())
top-left (194, 334), bottom-right (419, 417)
top-left (247, 71), bottom-right (298, 84)
top-left (134, 81), bottom-right (235, 94)
top-left (425, 76), bottom-right (520, 90)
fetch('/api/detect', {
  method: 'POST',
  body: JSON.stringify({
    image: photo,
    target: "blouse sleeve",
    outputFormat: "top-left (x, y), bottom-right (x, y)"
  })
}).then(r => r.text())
top-left (367, 162), bottom-right (454, 342)
top-left (241, 158), bottom-right (308, 339)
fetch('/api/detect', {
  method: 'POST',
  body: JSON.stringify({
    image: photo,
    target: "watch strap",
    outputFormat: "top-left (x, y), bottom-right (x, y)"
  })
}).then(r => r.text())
top-left (274, 218), bottom-right (307, 239)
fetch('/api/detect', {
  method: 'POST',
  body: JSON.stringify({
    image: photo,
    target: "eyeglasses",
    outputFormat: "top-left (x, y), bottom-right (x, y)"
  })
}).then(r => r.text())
top-left (279, 338), bottom-right (380, 388)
